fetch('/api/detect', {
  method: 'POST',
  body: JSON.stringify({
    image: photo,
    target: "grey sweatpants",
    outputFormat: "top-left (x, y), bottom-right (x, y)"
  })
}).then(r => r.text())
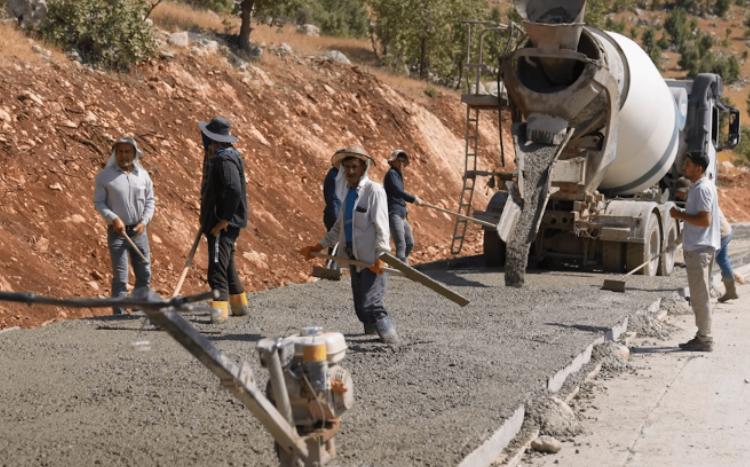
top-left (389, 213), bottom-right (414, 262)
top-left (350, 266), bottom-right (388, 325)
top-left (685, 249), bottom-right (715, 341)
top-left (108, 228), bottom-right (151, 314)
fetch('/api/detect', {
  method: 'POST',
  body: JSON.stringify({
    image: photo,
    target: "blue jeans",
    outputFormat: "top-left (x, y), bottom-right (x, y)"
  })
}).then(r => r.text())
top-left (716, 232), bottom-right (734, 280)
top-left (389, 214), bottom-right (414, 262)
top-left (349, 266), bottom-right (388, 325)
top-left (108, 227), bottom-right (151, 315)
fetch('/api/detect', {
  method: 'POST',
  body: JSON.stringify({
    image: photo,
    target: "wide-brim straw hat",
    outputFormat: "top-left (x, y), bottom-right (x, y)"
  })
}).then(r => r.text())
top-left (331, 146), bottom-right (373, 168)
top-left (198, 116), bottom-right (238, 144)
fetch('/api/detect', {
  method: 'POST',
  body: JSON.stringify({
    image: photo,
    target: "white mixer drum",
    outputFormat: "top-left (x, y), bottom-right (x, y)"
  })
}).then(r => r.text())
top-left (598, 32), bottom-right (680, 195)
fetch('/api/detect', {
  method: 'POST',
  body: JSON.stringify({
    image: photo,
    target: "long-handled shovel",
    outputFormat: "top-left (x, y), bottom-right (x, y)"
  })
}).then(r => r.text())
top-left (418, 201), bottom-right (497, 229)
top-left (602, 244), bottom-right (683, 293)
top-left (171, 230), bottom-right (203, 298)
top-left (123, 231), bottom-right (149, 263)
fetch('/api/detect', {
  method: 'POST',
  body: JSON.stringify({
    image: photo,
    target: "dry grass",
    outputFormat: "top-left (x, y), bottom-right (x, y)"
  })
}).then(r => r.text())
top-left (0, 23), bottom-right (66, 64)
top-left (150, 1), bottom-right (234, 32)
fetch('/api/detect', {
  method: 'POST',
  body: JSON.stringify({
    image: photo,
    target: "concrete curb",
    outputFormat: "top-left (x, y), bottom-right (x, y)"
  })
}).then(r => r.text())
top-left (458, 405), bottom-right (525, 467)
top-left (480, 296), bottom-right (662, 466)
top-left (460, 302), bottom-right (649, 466)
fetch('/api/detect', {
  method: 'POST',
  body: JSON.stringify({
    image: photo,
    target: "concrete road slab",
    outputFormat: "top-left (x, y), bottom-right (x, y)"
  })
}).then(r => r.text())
top-left (0, 266), bottom-right (681, 467)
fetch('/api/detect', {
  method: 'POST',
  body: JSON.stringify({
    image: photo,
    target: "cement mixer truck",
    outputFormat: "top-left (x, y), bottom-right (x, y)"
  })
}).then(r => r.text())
top-left (456, 0), bottom-right (740, 281)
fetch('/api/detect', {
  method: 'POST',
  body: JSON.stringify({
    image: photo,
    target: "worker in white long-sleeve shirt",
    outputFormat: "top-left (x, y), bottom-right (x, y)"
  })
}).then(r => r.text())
top-left (93, 136), bottom-right (155, 315)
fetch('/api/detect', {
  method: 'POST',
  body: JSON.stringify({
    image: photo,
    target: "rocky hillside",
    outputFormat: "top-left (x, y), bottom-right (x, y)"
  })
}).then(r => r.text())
top-left (0, 24), bottom-right (505, 328)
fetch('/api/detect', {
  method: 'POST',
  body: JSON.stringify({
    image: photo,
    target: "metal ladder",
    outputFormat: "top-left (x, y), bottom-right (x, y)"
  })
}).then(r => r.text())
top-left (450, 20), bottom-right (520, 255)
top-left (450, 107), bottom-right (481, 255)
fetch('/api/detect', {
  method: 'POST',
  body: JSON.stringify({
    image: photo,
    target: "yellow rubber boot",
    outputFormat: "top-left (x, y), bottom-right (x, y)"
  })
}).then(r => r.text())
top-left (230, 293), bottom-right (249, 316)
top-left (210, 300), bottom-right (229, 324)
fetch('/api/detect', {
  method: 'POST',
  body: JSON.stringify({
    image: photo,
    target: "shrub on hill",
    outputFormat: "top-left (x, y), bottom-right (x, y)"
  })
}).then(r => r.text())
top-left (40, 0), bottom-right (156, 70)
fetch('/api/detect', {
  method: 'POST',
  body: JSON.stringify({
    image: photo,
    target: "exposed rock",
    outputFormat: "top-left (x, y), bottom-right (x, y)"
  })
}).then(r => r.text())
top-left (297, 24), bottom-right (320, 37)
top-left (276, 43), bottom-right (294, 56)
top-left (202, 40), bottom-right (219, 54)
top-left (226, 51), bottom-right (249, 70)
top-left (31, 44), bottom-right (51, 58)
top-left (66, 50), bottom-right (82, 63)
top-left (0, 108), bottom-right (11, 123)
top-left (249, 126), bottom-right (270, 146)
top-left (324, 50), bottom-right (351, 65)
top-left (48, 182), bottom-right (63, 191)
top-left (720, 160), bottom-right (735, 173)
top-left (6, 0), bottom-right (47, 30)
top-left (18, 91), bottom-right (44, 106)
top-left (168, 31), bottom-right (190, 48)
top-left (65, 214), bottom-right (86, 224)
top-left (242, 250), bottom-right (269, 268)
top-left (531, 435), bottom-right (562, 454)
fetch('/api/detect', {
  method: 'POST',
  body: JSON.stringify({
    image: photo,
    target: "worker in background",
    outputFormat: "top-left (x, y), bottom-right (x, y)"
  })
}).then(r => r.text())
top-left (94, 136), bottom-right (155, 315)
top-left (670, 153), bottom-right (720, 352)
top-left (383, 149), bottom-right (421, 263)
top-left (198, 116), bottom-right (249, 324)
top-left (300, 146), bottom-right (400, 344)
top-left (322, 159), bottom-right (341, 270)
top-left (716, 207), bottom-right (742, 302)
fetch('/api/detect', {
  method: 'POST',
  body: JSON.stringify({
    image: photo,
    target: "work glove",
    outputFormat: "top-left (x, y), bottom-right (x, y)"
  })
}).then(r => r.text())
top-left (413, 196), bottom-right (422, 206)
top-left (368, 259), bottom-right (386, 275)
top-left (299, 243), bottom-right (324, 260)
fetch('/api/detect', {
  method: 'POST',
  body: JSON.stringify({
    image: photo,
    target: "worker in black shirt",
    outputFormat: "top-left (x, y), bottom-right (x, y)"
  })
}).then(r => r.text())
top-left (198, 116), bottom-right (249, 324)
top-left (383, 149), bottom-right (421, 262)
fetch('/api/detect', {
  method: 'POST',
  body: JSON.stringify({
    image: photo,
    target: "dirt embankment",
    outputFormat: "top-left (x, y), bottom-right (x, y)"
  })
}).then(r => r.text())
top-left (0, 39), bottom-right (507, 328)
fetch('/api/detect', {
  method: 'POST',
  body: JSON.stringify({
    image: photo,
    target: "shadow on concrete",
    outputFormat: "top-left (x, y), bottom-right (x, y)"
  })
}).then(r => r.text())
top-left (545, 322), bottom-right (611, 334)
top-left (209, 333), bottom-right (265, 343)
top-left (422, 270), bottom-right (489, 288)
top-left (630, 346), bottom-right (682, 354)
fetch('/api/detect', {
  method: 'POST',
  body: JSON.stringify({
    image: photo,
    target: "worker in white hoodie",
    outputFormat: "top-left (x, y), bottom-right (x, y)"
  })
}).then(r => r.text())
top-left (300, 146), bottom-right (399, 345)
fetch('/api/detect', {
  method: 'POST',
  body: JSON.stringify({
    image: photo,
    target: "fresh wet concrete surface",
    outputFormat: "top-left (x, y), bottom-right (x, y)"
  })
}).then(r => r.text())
top-left (0, 265), bottom-right (690, 467)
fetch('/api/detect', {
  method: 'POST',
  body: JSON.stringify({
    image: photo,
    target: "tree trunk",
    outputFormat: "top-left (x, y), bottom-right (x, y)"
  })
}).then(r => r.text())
top-left (238, 0), bottom-right (255, 51)
top-left (419, 36), bottom-right (428, 80)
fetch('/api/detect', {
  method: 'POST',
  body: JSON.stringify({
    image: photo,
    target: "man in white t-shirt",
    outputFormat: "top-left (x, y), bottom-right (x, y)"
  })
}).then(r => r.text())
top-left (670, 153), bottom-right (720, 352)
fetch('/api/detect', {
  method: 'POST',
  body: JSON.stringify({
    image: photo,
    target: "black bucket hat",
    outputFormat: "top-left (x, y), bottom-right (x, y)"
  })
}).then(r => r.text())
top-left (198, 116), bottom-right (238, 144)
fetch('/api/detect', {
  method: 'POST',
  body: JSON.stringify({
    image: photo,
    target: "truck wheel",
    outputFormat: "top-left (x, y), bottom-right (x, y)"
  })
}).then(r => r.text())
top-left (626, 213), bottom-right (661, 276)
top-left (483, 228), bottom-right (506, 267)
top-left (658, 219), bottom-right (677, 276)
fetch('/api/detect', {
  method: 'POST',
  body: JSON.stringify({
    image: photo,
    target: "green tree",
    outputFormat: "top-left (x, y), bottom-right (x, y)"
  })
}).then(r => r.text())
top-left (41, 0), bottom-right (156, 70)
top-left (368, 0), bottom-right (486, 81)
top-left (641, 27), bottom-right (663, 68)
top-left (714, 0), bottom-right (731, 17)
top-left (665, 7), bottom-right (688, 49)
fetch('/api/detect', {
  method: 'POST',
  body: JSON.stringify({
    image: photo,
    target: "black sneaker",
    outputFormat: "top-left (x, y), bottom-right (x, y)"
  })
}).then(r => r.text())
top-left (679, 337), bottom-right (713, 352)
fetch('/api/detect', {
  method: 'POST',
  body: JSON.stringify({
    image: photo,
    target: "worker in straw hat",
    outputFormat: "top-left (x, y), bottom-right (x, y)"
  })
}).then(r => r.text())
top-left (198, 116), bottom-right (250, 324)
top-left (383, 149), bottom-right (421, 262)
top-left (300, 146), bottom-right (400, 345)
top-left (93, 136), bottom-right (155, 315)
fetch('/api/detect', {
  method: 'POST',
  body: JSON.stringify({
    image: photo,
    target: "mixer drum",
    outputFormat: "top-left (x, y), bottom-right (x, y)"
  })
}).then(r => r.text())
top-left (598, 32), bottom-right (681, 195)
